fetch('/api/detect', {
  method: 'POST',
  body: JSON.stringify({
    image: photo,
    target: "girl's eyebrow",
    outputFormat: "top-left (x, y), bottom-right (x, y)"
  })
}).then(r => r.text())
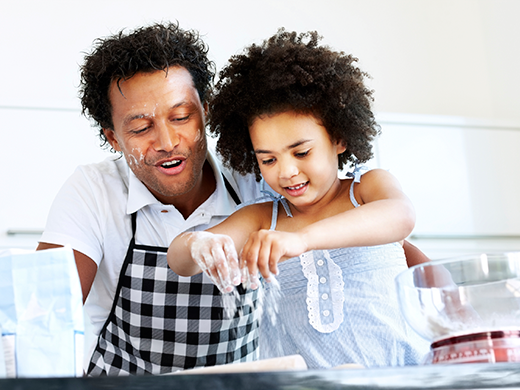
top-left (254, 139), bottom-right (311, 154)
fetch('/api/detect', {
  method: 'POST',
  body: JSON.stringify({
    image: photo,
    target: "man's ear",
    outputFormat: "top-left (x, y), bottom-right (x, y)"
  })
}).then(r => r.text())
top-left (203, 101), bottom-right (209, 118)
top-left (103, 128), bottom-right (121, 152)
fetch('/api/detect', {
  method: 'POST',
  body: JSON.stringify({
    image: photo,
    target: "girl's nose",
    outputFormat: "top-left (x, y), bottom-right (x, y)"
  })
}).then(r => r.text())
top-left (278, 161), bottom-right (299, 179)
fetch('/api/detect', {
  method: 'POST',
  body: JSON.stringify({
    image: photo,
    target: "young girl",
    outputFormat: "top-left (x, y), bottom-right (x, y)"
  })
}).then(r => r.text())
top-left (168, 29), bottom-right (429, 368)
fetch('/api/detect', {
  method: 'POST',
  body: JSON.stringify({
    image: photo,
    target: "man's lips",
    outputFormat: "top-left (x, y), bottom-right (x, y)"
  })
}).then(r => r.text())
top-left (155, 157), bottom-right (186, 175)
top-left (157, 158), bottom-right (183, 168)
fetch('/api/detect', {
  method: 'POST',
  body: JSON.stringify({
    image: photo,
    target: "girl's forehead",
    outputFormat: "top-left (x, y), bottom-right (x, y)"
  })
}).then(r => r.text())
top-left (250, 111), bottom-right (321, 128)
top-left (249, 111), bottom-right (333, 149)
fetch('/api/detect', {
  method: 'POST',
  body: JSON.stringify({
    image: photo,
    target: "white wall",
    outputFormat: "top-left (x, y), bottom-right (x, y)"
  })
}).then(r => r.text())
top-left (1, 0), bottom-right (519, 119)
top-left (1, 0), bottom-right (519, 254)
top-left (373, 113), bottom-right (520, 259)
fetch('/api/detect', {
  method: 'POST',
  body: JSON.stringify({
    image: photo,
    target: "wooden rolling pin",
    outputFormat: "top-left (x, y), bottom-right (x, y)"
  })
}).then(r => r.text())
top-left (172, 354), bottom-right (308, 374)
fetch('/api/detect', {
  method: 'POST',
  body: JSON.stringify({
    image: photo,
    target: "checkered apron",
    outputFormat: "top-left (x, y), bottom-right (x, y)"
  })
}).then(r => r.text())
top-left (87, 180), bottom-right (260, 375)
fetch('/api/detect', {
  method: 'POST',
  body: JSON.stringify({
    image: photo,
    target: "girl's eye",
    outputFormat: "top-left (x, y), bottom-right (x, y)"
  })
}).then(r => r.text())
top-left (295, 150), bottom-right (309, 158)
top-left (261, 158), bottom-right (275, 165)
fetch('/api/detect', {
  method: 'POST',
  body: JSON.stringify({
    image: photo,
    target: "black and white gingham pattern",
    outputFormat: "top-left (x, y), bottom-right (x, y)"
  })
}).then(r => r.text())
top-left (87, 243), bottom-right (259, 376)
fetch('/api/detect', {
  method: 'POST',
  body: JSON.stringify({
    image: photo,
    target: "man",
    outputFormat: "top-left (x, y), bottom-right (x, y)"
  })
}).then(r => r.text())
top-left (37, 22), bottom-right (263, 375)
top-left (38, 22), bottom-right (428, 376)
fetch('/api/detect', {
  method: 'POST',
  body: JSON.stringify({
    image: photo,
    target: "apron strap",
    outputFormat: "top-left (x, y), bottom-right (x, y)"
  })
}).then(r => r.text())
top-left (222, 175), bottom-right (241, 206)
top-left (131, 211), bottom-right (137, 236)
top-left (91, 212), bottom-right (137, 349)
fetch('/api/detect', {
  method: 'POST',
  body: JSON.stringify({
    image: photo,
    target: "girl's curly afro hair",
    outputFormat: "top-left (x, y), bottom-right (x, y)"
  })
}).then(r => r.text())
top-left (209, 29), bottom-right (380, 181)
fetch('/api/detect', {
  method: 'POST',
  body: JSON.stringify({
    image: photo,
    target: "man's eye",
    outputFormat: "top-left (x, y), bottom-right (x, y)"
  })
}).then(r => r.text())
top-left (132, 127), bottom-right (148, 134)
top-left (173, 115), bottom-right (190, 122)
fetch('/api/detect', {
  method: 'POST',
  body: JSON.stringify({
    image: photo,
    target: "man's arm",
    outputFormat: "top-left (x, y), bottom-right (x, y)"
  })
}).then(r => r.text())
top-left (402, 240), bottom-right (430, 267)
top-left (36, 243), bottom-right (97, 303)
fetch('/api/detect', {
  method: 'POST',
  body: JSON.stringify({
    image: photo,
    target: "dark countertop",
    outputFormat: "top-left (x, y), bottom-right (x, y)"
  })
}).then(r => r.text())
top-left (1, 363), bottom-right (520, 390)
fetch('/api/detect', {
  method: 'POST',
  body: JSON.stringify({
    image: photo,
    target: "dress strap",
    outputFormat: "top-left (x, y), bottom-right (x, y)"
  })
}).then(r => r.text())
top-left (258, 180), bottom-right (292, 230)
top-left (235, 179), bottom-right (292, 230)
top-left (345, 164), bottom-right (369, 208)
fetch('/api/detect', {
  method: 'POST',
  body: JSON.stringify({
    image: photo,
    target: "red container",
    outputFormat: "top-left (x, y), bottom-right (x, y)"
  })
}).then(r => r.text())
top-left (427, 330), bottom-right (520, 364)
top-left (396, 253), bottom-right (520, 365)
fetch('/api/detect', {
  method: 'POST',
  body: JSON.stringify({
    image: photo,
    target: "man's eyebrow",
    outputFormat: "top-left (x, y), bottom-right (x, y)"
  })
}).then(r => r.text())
top-left (254, 139), bottom-right (311, 154)
top-left (170, 100), bottom-right (190, 109)
top-left (123, 113), bottom-right (149, 127)
top-left (122, 101), bottom-right (193, 126)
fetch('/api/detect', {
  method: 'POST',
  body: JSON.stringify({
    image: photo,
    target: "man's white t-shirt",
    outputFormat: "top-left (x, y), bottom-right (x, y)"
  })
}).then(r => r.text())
top-left (40, 150), bottom-right (262, 356)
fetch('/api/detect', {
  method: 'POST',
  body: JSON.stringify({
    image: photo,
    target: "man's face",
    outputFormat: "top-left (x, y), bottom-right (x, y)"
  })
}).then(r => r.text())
top-left (105, 67), bottom-right (208, 205)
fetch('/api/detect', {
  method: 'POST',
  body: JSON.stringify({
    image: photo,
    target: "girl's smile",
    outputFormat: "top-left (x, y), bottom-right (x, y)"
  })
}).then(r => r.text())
top-left (284, 181), bottom-right (309, 197)
top-left (249, 111), bottom-right (346, 213)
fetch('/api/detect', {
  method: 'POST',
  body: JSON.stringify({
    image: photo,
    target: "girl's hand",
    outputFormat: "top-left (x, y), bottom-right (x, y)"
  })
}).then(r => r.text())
top-left (186, 231), bottom-right (242, 293)
top-left (240, 229), bottom-right (308, 282)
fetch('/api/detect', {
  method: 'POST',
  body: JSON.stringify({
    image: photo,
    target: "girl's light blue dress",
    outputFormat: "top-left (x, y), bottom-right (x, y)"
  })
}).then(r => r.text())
top-left (255, 167), bottom-right (430, 369)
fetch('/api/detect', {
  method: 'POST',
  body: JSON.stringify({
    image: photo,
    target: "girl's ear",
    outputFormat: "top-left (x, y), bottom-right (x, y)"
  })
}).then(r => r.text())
top-left (103, 128), bottom-right (121, 152)
top-left (336, 141), bottom-right (347, 155)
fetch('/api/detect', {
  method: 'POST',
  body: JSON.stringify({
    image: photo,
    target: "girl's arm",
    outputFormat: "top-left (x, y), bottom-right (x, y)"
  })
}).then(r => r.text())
top-left (240, 169), bottom-right (417, 278)
top-left (298, 169), bottom-right (415, 250)
top-left (170, 169), bottom-right (426, 289)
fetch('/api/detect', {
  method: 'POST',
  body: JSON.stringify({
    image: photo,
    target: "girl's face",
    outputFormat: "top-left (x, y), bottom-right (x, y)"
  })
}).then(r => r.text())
top-left (249, 111), bottom-right (346, 211)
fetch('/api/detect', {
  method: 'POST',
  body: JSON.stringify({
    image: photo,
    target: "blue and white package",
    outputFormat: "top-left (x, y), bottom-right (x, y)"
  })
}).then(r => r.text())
top-left (0, 247), bottom-right (84, 377)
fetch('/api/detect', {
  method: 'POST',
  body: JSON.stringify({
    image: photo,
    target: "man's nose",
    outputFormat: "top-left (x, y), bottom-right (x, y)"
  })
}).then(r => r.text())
top-left (153, 123), bottom-right (179, 152)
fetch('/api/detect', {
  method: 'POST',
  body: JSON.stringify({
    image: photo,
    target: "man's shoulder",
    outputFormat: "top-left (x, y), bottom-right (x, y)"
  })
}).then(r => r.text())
top-left (74, 156), bottom-right (128, 184)
top-left (208, 148), bottom-right (262, 202)
top-left (221, 166), bottom-right (262, 202)
top-left (62, 156), bottom-right (129, 203)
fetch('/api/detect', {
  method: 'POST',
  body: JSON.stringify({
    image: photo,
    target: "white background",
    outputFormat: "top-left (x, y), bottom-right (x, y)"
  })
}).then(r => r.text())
top-left (1, 0), bottom-right (519, 258)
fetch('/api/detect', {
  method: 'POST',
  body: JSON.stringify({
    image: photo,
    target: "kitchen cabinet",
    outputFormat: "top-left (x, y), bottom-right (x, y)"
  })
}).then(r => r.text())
top-left (0, 107), bottom-right (109, 250)
top-left (373, 113), bottom-right (520, 259)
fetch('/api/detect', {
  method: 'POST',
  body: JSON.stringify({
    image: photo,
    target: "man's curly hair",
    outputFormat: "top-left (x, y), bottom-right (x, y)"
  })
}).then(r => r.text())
top-left (209, 29), bottom-right (380, 181)
top-left (79, 22), bottom-right (215, 150)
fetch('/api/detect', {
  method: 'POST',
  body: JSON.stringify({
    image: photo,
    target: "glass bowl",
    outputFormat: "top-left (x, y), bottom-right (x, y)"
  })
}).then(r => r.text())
top-left (395, 252), bottom-right (520, 363)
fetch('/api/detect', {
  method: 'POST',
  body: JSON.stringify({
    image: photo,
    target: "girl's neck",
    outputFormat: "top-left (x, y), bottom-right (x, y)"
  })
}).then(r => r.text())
top-left (277, 178), bottom-right (351, 230)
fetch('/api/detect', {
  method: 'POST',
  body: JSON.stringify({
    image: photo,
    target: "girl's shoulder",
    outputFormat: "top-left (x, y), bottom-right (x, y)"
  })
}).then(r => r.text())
top-left (241, 201), bottom-right (274, 213)
top-left (347, 166), bottom-right (404, 206)
top-left (343, 164), bottom-right (397, 186)
top-left (231, 200), bottom-right (275, 228)
top-left (352, 168), bottom-right (400, 189)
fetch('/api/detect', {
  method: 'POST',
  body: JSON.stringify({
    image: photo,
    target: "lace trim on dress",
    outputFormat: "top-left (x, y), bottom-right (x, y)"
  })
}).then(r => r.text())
top-left (300, 250), bottom-right (345, 333)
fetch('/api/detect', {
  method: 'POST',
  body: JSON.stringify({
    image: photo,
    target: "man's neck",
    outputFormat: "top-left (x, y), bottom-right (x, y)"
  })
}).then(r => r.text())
top-left (172, 160), bottom-right (216, 219)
